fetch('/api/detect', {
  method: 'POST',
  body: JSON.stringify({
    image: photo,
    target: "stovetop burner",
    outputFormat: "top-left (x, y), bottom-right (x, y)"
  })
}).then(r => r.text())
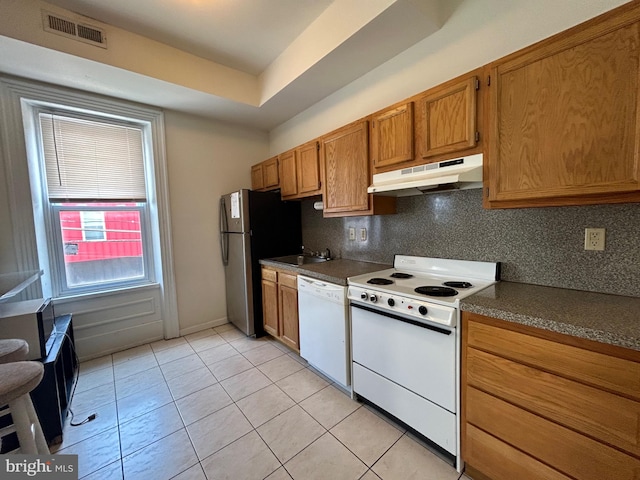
top-left (367, 278), bottom-right (394, 285)
top-left (390, 272), bottom-right (413, 279)
top-left (414, 286), bottom-right (458, 297)
top-left (443, 281), bottom-right (473, 288)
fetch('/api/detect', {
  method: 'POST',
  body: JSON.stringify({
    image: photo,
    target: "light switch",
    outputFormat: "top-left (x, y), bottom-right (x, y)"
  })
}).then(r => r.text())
top-left (348, 227), bottom-right (356, 241)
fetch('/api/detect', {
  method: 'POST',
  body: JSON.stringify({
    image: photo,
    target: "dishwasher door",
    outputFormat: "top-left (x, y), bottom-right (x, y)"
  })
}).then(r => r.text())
top-left (297, 275), bottom-right (350, 388)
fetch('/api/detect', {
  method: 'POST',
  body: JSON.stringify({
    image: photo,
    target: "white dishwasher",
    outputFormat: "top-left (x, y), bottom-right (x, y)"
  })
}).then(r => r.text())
top-left (297, 275), bottom-right (350, 389)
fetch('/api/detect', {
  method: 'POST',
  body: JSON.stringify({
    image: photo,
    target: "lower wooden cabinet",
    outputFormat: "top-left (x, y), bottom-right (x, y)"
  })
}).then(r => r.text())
top-left (462, 311), bottom-right (640, 480)
top-left (261, 266), bottom-right (299, 352)
top-left (278, 272), bottom-right (299, 351)
top-left (261, 267), bottom-right (279, 337)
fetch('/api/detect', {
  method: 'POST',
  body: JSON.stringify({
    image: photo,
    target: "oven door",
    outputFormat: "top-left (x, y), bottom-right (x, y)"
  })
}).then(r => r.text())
top-left (351, 301), bottom-right (458, 455)
top-left (350, 302), bottom-right (456, 412)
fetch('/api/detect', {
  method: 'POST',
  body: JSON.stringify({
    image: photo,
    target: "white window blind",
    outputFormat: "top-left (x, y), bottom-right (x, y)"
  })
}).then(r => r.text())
top-left (39, 113), bottom-right (146, 201)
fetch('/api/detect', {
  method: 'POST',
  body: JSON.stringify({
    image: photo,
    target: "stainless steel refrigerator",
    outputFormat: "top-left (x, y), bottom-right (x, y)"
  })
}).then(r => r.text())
top-left (219, 189), bottom-right (302, 336)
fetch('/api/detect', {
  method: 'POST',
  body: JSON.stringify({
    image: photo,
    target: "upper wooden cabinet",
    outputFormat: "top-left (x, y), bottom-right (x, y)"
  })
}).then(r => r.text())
top-left (370, 102), bottom-right (414, 170)
top-left (370, 70), bottom-right (484, 176)
top-left (322, 121), bottom-right (369, 214)
top-left (296, 141), bottom-right (322, 197)
top-left (321, 120), bottom-right (395, 217)
top-left (278, 149), bottom-right (297, 198)
top-left (262, 157), bottom-right (279, 190)
top-left (279, 141), bottom-right (322, 200)
top-left (251, 156), bottom-right (279, 192)
top-left (416, 75), bottom-right (479, 161)
top-left (251, 164), bottom-right (264, 191)
top-left (486, 4), bottom-right (640, 208)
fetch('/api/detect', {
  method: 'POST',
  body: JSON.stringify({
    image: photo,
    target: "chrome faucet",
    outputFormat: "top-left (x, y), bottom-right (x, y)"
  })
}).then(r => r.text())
top-left (301, 246), bottom-right (331, 259)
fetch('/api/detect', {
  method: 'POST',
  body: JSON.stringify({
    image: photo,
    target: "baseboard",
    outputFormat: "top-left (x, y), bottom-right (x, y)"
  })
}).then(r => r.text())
top-left (76, 322), bottom-right (162, 363)
top-left (464, 465), bottom-right (492, 480)
top-left (76, 316), bottom-right (230, 361)
top-left (179, 316), bottom-right (228, 336)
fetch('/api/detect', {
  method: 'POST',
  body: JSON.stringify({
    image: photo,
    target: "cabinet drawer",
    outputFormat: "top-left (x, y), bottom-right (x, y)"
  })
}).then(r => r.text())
top-left (279, 272), bottom-right (297, 289)
top-left (466, 387), bottom-right (640, 480)
top-left (465, 313), bottom-right (640, 400)
top-left (467, 347), bottom-right (640, 456)
top-left (464, 424), bottom-right (571, 480)
top-left (262, 268), bottom-right (277, 283)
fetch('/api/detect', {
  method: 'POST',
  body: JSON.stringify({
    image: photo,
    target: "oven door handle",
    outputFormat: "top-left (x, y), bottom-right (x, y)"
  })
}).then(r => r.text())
top-left (350, 302), bottom-right (452, 335)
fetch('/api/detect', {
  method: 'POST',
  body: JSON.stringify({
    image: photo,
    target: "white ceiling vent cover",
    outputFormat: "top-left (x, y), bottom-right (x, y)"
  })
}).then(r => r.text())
top-left (42, 11), bottom-right (107, 48)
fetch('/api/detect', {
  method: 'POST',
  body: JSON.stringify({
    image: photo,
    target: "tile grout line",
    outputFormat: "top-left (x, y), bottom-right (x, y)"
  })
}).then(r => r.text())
top-left (113, 359), bottom-right (125, 480)
top-left (75, 328), bottom-right (456, 480)
top-left (72, 336), bottom-right (283, 477)
top-left (151, 347), bottom-right (201, 480)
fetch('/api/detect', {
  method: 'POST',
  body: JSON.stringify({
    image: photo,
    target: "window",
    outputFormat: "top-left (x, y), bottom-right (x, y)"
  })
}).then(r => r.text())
top-left (1, 76), bottom-right (178, 338)
top-left (31, 109), bottom-right (155, 295)
top-left (79, 211), bottom-right (106, 241)
top-left (57, 204), bottom-right (145, 288)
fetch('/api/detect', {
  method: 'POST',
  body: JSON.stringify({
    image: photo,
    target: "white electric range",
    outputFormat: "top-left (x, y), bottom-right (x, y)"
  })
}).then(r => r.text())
top-left (347, 255), bottom-right (500, 472)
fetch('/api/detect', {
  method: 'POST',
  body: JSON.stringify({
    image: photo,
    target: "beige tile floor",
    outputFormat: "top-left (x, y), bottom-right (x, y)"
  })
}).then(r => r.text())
top-left (53, 323), bottom-right (471, 480)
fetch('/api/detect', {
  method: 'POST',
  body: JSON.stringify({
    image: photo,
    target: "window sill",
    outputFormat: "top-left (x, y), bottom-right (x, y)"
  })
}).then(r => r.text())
top-left (53, 282), bottom-right (161, 305)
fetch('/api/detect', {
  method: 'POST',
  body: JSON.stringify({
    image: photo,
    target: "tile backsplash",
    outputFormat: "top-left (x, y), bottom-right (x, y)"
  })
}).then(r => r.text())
top-left (301, 190), bottom-right (640, 298)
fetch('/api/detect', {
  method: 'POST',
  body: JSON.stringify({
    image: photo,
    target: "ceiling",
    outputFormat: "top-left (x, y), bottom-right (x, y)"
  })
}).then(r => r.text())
top-left (0, 0), bottom-right (443, 130)
top-left (44, 0), bottom-right (335, 76)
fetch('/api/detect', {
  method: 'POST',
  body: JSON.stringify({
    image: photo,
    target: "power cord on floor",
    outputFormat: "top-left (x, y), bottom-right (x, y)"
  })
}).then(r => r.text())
top-left (61, 330), bottom-right (97, 427)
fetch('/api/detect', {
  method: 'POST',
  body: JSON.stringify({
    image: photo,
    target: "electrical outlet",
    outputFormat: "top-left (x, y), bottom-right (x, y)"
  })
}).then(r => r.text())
top-left (348, 227), bottom-right (356, 241)
top-left (584, 228), bottom-right (605, 251)
top-left (360, 228), bottom-right (367, 241)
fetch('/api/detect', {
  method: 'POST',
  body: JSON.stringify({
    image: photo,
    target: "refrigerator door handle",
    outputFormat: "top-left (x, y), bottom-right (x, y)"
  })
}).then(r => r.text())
top-left (220, 197), bottom-right (229, 265)
top-left (220, 197), bottom-right (229, 232)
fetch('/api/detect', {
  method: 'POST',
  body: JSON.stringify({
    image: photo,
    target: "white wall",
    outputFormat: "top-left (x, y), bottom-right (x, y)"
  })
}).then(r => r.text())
top-left (269, 0), bottom-right (631, 153)
top-left (164, 111), bottom-right (269, 335)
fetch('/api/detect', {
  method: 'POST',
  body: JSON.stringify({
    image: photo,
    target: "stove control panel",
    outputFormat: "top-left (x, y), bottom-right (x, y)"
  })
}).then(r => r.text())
top-left (347, 286), bottom-right (456, 327)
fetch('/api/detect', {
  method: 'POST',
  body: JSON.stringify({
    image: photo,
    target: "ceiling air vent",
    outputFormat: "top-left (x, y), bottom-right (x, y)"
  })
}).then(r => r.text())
top-left (42, 11), bottom-right (107, 48)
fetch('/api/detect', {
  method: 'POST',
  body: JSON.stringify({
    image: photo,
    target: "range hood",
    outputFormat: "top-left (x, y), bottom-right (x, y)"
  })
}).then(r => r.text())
top-left (368, 153), bottom-right (483, 197)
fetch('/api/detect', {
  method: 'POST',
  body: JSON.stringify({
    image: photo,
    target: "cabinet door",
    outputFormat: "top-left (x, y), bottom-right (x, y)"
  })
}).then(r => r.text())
top-left (263, 157), bottom-right (279, 189)
top-left (462, 312), bottom-right (640, 480)
top-left (321, 121), bottom-right (370, 214)
top-left (251, 164), bottom-right (264, 191)
top-left (261, 276), bottom-right (279, 337)
top-left (417, 76), bottom-right (478, 160)
top-left (279, 149), bottom-right (298, 198)
top-left (278, 275), bottom-right (299, 351)
top-left (371, 102), bottom-right (414, 171)
top-left (296, 141), bottom-right (321, 196)
top-left (488, 14), bottom-right (640, 207)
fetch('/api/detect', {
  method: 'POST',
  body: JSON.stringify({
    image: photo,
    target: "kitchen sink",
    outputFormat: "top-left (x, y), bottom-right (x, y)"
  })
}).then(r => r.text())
top-left (271, 254), bottom-right (330, 266)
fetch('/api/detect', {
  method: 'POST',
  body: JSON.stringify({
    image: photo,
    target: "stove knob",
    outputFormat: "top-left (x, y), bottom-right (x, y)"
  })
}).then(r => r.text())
top-left (369, 294), bottom-right (378, 303)
top-left (419, 306), bottom-right (428, 315)
top-left (360, 292), bottom-right (368, 300)
top-left (387, 298), bottom-right (395, 307)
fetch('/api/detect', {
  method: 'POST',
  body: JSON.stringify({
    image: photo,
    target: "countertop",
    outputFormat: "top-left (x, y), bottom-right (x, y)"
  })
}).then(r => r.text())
top-left (259, 257), bottom-right (390, 286)
top-left (461, 281), bottom-right (640, 351)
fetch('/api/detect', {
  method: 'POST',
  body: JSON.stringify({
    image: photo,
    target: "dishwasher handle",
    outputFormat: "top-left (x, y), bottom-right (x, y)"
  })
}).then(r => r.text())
top-left (297, 275), bottom-right (347, 304)
top-left (297, 275), bottom-right (341, 289)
